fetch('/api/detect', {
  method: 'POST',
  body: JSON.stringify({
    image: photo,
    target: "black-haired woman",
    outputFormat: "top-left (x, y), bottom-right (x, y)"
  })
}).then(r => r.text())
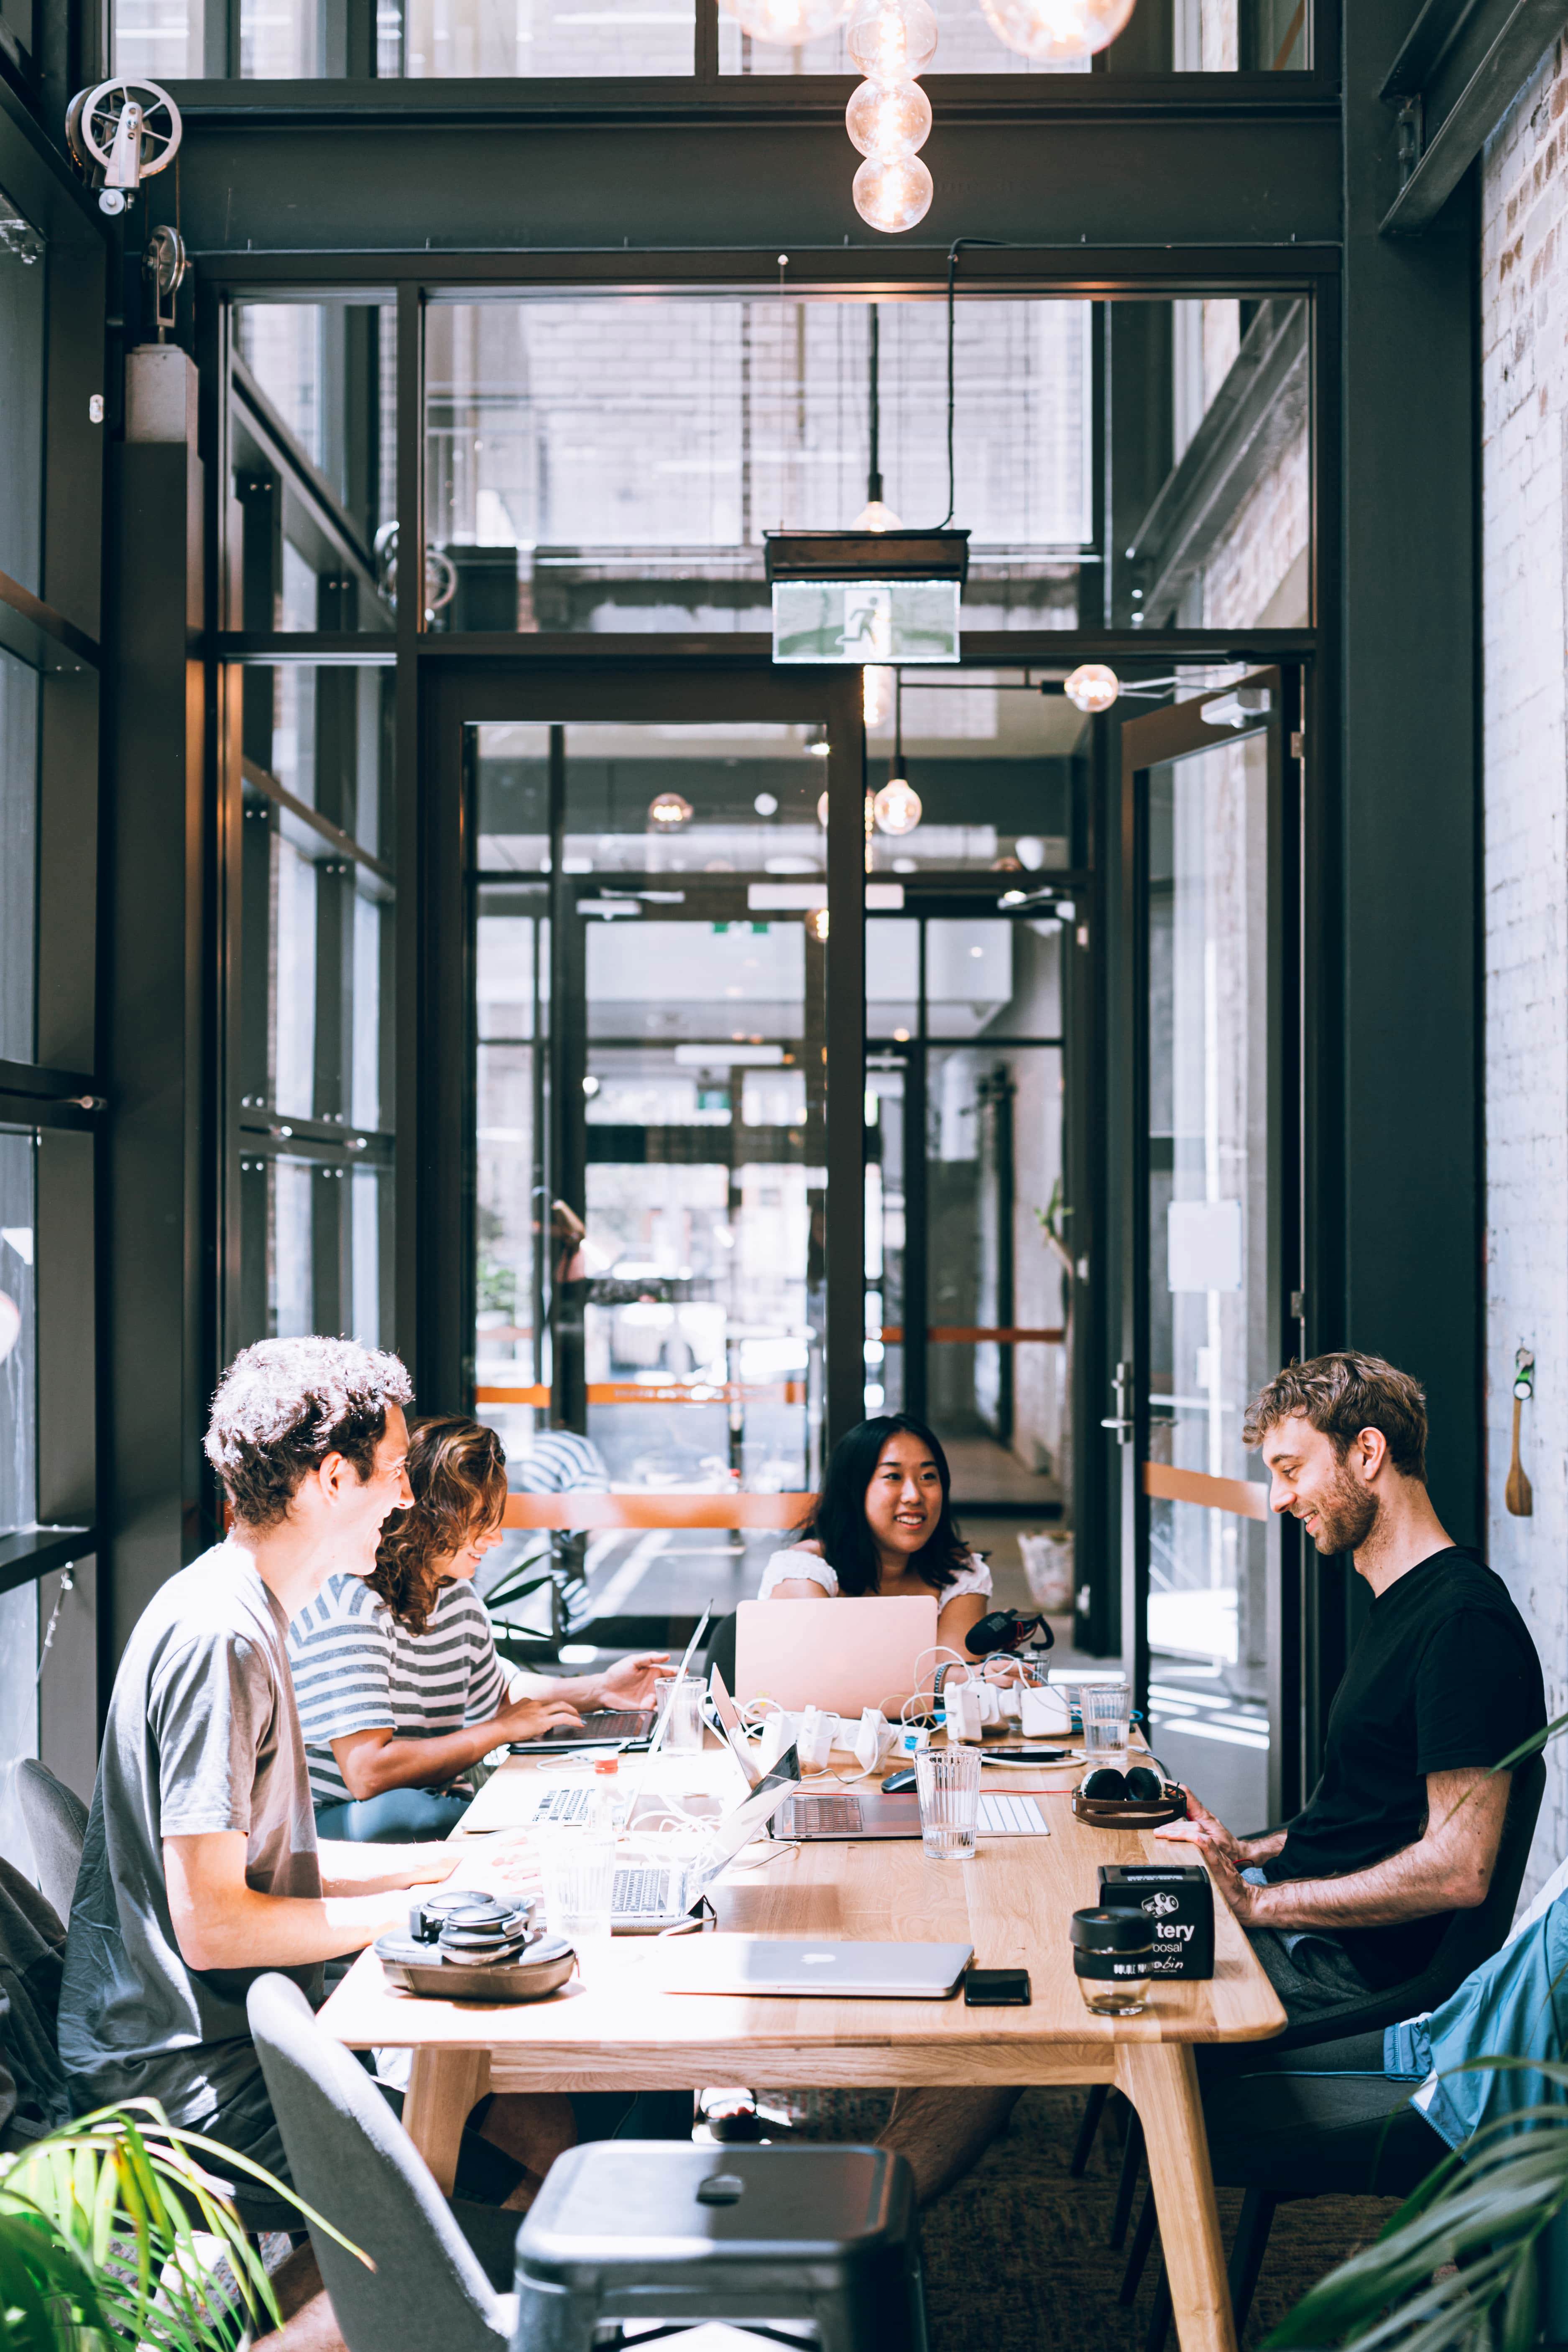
top-left (760, 1412), bottom-right (991, 1657)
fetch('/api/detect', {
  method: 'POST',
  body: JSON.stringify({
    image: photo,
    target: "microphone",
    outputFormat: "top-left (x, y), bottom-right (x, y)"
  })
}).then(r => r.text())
top-left (964, 1607), bottom-right (1055, 1659)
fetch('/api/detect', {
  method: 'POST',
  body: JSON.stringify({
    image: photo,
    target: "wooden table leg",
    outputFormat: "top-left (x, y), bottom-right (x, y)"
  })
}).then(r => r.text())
top-left (402, 2047), bottom-right (490, 2195)
top-left (1117, 2043), bottom-right (1236, 2352)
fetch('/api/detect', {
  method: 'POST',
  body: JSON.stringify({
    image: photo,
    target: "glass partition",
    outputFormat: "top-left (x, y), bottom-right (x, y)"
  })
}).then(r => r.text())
top-left (115, 0), bottom-right (1308, 73)
top-left (472, 714), bottom-right (830, 1634)
top-left (230, 665), bottom-right (396, 1353)
top-left (1142, 724), bottom-right (1274, 1819)
top-left (0, 647), bottom-right (39, 1064)
top-left (0, 186), bottom-right (43, 600)
top-left (425, 296), bottom-right (1093, 635)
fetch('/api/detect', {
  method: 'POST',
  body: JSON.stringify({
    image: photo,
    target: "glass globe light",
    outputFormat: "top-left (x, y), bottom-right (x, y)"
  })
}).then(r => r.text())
top-left (853, 152), bottom-right (934, 235)
top-left (723, 0), bottom-right (854, 44)
top-left (817, 789), bottom-right (830, 827)
top-left (873, 775), bottom-right (922, 835)
top-left (847, 0), bottom-right (938, 79)
top-left (648, 789), bottom-right (694, 829)
top-left (846, 75), bottom-right (931, 158)
top-left (1064, 662), bottom-right (1120, 714)
top-left (978, 0), bottom-right (1134, 61)
top-left (863, 664), bottom-right (894, 726)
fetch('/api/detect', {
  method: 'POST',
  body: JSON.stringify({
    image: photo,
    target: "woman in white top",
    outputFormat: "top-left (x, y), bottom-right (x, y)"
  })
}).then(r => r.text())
top-left (761, 1412), bottom-right (991, 1657)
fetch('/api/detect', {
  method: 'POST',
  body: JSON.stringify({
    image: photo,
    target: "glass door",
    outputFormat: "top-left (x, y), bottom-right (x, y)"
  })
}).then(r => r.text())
top-left (1117, 671), bottom-right (1298, 1829)
top-left (422, 663), bottom-right (864, 1652)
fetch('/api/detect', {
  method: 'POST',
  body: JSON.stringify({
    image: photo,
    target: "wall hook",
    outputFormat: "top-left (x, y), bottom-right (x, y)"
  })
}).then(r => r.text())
top-left (1507, 1346), bottom-right (1535, 1517)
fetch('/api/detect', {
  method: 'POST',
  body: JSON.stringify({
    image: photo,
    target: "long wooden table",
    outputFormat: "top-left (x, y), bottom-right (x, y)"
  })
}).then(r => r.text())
top-left (319, 1746), bottom-right (1285, 2352)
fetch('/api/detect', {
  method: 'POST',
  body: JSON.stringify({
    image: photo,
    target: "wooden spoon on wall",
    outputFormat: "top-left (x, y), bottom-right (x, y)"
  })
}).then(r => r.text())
top-left (1506, 1392), bottom-right (1533, 1518)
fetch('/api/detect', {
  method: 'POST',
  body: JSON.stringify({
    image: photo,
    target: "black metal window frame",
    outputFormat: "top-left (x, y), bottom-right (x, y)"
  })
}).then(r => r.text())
top-left (201, 255), bottom-right (1334, 1517)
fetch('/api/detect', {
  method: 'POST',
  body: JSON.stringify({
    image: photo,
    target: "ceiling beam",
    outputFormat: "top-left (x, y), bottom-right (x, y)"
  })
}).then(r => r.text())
top-left (1379, 0), bottom-right (1564, 231)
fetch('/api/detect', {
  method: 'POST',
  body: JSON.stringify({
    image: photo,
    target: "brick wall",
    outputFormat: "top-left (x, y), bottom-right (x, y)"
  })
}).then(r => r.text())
top-left (1483, 42), bottom-right (1568, 1895)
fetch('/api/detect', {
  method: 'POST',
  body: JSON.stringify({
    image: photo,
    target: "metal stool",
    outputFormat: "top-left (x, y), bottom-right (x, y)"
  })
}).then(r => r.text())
top-left (511, 2140), bottom-right (927, 2352)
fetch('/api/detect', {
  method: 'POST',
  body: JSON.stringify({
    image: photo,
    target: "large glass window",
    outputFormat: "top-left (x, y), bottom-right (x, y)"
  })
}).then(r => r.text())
top-left (232, 301), bottom-right (397, 632)
top-left (1142, 725), bottom-right (1274, 1820)
top-left (473, 715), bottom-right (831, 1632)
top-left (0, 647), bottom-right (39, 1064)
top-left (0, 186), bottom-right (43, 599)
top-left (232, 666), bottom-right (396, 1353)
top-left (426, 296), bottom-right (1093, 634)
top-left (113, 0), bottom-right (1308, 73)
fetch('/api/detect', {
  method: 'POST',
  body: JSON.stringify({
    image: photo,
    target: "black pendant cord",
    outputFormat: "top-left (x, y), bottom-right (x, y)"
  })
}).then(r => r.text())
top-left (935, 236), bottom-right (1008, 531)
top-left (868, 301), bottom-right (883, 507)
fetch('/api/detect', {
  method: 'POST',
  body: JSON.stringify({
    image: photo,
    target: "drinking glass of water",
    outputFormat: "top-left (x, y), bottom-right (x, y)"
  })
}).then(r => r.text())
top-left (539, 1830), bottom-right (616, 1981)
top-left (915, 1742), bottom-right (982, 1861)
top-left (655, 1674), bottom-right (707, 1754)
top-left (1082, 1678), bottom-right (1133, 1767)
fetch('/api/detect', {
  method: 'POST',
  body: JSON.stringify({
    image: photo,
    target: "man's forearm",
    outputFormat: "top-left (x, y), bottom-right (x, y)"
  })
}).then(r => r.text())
top-left (175, 1885), bottom-right (415, 1971)
top-left (316, 1840), bottom-right (457, 1897)
top-left (1244, 1839), bottom-right (1460, 1931)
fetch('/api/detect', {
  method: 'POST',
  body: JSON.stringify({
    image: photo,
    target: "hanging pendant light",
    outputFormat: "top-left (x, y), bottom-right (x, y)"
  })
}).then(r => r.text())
top-left (648, 790), bottom-right (694, 829)
top-left (978, 0), bottom-right (1135, 61)
top-left (1064, 663), bottom-right (1120, 714)
top-left (873, 671), bottom-right (922, 838)
top-left (852, 305), bottom-right (905, 532)
top-left (847, 0), bottom-right (938, 235)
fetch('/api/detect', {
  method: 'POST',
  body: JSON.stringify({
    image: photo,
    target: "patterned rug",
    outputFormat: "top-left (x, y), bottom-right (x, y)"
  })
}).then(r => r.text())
top-left (752, 2087), bottom-right (1400, 2352)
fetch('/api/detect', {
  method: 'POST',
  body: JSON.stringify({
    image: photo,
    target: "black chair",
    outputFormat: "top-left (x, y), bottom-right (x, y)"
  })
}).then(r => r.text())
top-left (1125, 2030), bottom-right (1448, 2350)
top-left (13, 1760), bottom-right (88, 1926)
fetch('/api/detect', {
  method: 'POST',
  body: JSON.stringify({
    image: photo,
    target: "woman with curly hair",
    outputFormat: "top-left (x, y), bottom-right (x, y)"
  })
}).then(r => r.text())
top-left (288, 1413), bottom-right (667, 1841)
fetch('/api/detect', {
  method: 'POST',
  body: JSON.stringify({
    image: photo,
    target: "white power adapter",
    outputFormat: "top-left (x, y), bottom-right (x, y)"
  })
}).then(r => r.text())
top-left (797, 1706), bottom-right (839, 1771)
top-left (853, 1706), bottom-right (893, 1774)
top-left (945, 1679), bottom-right (986, 1742)
top-left (755, 1708), bottom-right (799, 1776)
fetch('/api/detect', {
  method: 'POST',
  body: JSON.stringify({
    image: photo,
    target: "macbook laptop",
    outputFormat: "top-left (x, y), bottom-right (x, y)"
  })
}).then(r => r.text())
top-left (661, 1936), bottom-right (974, 1999)
top-left (774, 1787), bottom-right (1051, 1840)
top-left (732, 1593), bottom-right (938, 1717)
top-left (508, 1604), bottom-right (711, 1757)
top-left (608, 1750), bottom-right (799, 1931)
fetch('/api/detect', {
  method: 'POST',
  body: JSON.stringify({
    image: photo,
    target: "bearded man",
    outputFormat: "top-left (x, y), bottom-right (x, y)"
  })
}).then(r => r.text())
top-left (1156, 1351), bottom-right (1545, 2023)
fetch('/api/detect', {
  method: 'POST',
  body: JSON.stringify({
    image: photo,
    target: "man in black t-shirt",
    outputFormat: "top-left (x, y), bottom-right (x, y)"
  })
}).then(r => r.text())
top-left (1157, 1351), bottom-right (1545, 2020)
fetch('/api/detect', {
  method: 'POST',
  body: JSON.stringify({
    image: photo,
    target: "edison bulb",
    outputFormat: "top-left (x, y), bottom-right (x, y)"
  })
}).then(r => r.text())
top-left (853, 152), bottom-right (933, 234)
top-left (873, 776), bottom-right (922, 835)
top-left (648, 789), bottom-right (694, 829)
top-left (1064, 663), bottom-right (1120, 714)
top-left (978, 0), bottom-right (1134, 60)
top-left (817, 789), bottom-right (830, 827)
top-left (853, 498), bottom-right (903, 530)
top-left (847, 0), bottom-right (938, 79)
top-left (863, 664), bottom-right (894, 726)
top-left (723, 0), bottom-right (854, 42)
top-left (846, 75), bottom-right (931, 157)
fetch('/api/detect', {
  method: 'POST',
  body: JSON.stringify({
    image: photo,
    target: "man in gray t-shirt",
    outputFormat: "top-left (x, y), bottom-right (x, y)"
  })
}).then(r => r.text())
top-left (57, 1338), bottom-right (457, 2199)
top-left (59, 1542), bottom-right (324, 2148)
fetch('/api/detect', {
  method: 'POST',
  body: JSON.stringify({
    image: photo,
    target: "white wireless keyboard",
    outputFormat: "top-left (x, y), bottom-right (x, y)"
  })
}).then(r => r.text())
top-left (976, 1792), bottom-right (1050, 1837)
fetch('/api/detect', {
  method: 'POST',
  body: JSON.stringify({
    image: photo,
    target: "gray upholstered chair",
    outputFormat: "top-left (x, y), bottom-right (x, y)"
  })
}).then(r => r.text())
top-left (246, 1973), bottom-right (517, 2352)
top-left (15, 1760), bottom-right (88, 1924)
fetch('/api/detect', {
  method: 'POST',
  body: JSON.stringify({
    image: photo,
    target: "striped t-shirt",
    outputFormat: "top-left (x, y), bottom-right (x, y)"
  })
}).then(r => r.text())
top-left (286, 1573), bottom-right (508, 1812)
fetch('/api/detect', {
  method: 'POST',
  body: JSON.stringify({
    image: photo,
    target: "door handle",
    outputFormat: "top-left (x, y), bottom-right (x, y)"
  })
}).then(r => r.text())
top-left (1102, 1360), bottom-right (1134, 1446)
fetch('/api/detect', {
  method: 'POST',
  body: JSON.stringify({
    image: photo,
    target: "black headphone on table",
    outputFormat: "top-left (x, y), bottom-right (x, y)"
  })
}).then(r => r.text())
top-left (1080, 1763), bottom-right (1185, 1808)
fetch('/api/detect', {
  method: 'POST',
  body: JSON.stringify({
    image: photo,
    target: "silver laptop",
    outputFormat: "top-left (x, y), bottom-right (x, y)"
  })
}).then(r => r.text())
top-left (610, 1748), bottom-right (799, 1931)
top-left (776, 1787), bottom-right (1050, 1840)
top-left (663, 1936), bottom-right (974, 1998)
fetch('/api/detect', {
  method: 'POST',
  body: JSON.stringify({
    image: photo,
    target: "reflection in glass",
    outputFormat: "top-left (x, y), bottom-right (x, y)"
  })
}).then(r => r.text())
top-left (472, 718), bottom-right (830, 1632)
top-left (722, 0), bottom-right (1306, 66)
top-left (0, 191), bottom-right (44, 598)
top-left (1143, 729), bottom-right (1272, 1818)
top-left (0, 649), bottom-right (39, 1064)
top-left (238, 1152), bottom-right (392, 1348)
top-left (0, 1131), bottom-right (37, 1538)
top-left (427, 299), bottom-right (1092, 634)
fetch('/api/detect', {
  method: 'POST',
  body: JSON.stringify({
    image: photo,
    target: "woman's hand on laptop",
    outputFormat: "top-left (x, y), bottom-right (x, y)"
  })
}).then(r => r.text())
top-left (586, 1651), bottom-right (670, 1709)
top-left (498, 1691), bottom-right (585, 1744)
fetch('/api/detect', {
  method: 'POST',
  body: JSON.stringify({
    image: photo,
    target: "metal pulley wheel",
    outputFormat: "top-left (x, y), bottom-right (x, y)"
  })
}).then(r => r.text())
top-left (143, 223), bottom-right (188, 339)
top-left (65, 79), bottom-right (183, 215)
top-left (373, 521), bottom-right (457, 620)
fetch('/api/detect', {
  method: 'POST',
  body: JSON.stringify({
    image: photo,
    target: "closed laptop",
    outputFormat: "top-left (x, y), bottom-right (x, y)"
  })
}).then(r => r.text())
top-left (661, 1936), bottom-right (973, 1998)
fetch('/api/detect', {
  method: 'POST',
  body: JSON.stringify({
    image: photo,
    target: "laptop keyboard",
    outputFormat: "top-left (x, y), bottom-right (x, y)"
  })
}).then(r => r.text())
top-left (531, 1787), bottom-right (593, 1825)
top-left (613, 1864), bottom-right (678, 1917)
top-left (976, 1793), bottom-right (1050, 1836)
top-left (783, 1796), bottom-right (865, 1834)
